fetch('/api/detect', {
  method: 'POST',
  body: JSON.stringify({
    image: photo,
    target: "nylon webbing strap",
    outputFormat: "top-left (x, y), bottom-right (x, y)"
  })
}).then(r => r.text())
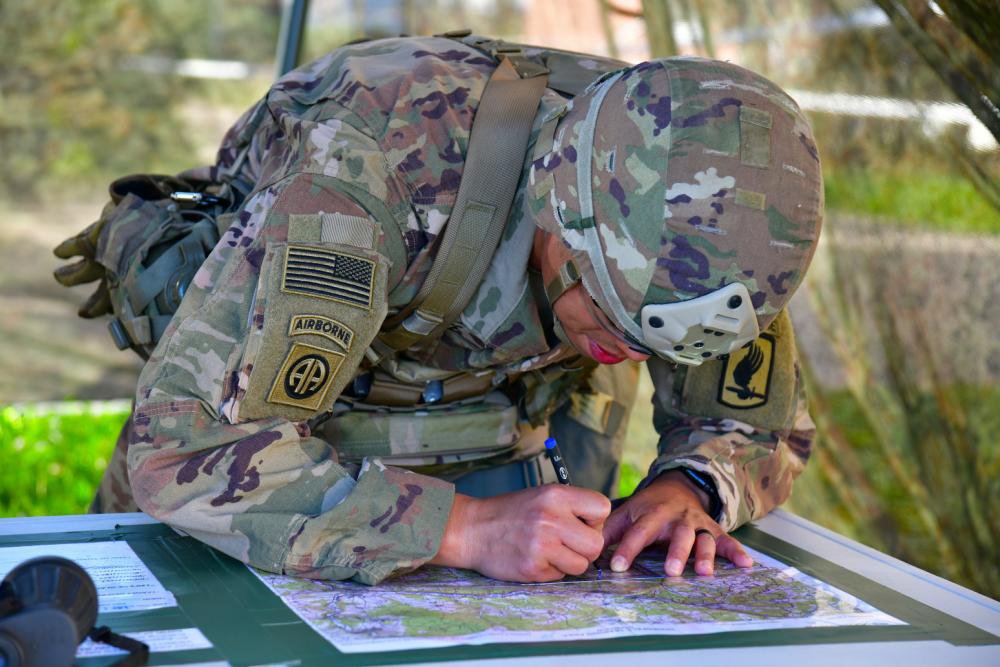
top-left (379, 57), bottom-right (548, 351)
top-left (544, 259), bottom-right (581, 307)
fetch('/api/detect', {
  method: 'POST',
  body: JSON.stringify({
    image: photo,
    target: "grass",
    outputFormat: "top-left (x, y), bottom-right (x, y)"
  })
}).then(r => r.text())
top-left (0, 397), bottom-right (649, 512)
top-left (0, 403), bottom-right (127, 516)
top-left (824, 166), bottom-right (1000, 234)
top-left (618, 462), bottom-right (644, 498)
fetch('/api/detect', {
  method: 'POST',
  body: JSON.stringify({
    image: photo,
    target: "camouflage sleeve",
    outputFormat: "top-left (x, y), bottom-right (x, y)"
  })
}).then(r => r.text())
top-left (127, 171), bottom-right (455, 585)
top-left (641, 309), bottom-right (815, 532)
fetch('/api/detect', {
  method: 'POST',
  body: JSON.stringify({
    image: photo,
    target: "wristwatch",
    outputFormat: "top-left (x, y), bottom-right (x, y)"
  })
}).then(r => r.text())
top-left (678, 467), bottom-right (723, 522)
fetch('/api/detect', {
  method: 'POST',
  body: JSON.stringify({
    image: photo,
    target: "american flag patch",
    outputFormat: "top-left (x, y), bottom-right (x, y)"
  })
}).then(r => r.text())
top-left (281, 245), bottom-right (375, 308)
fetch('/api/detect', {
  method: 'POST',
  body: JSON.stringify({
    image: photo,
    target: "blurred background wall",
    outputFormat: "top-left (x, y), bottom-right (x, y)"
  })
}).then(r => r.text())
top-left (1, 0), bottom-right (997, 597)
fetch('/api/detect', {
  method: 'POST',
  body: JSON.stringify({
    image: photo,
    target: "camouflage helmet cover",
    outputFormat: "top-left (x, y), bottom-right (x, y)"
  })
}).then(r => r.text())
top-left (528, 56), bottom-right (823, 357)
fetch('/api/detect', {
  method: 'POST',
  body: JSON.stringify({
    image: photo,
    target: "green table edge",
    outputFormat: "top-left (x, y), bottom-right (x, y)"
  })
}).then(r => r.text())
top-left (0, 521), bottom-right (994, 666)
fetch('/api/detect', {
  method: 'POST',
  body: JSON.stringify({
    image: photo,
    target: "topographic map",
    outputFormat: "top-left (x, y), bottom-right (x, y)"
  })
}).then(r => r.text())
top-left (253, 547), bottom-right (903, 653)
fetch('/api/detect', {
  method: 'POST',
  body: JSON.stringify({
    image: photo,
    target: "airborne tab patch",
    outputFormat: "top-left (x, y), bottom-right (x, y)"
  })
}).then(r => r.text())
top-left (717, 332), bottom-right (775, 409)
top-left (288, 314), bottom-right (354, 351)
top-left (281, 245), bottom-right (375, 309)
top-left (267, 342), bottom-right (345, 411)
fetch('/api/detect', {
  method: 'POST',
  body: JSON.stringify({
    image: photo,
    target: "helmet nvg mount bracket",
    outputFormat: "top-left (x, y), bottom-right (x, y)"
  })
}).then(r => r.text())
top-left (640, 283), bottom-right (759, 366)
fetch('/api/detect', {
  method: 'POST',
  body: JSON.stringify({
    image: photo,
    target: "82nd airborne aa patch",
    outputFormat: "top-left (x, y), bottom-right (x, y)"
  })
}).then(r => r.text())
top-left (267, 342), bottom-right (345, 411)
top-left (717, 333), bottom-right (776, 409)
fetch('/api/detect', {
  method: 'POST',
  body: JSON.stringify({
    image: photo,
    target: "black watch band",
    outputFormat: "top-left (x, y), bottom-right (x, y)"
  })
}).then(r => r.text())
top-left (679, 467), bottom-right (723, 522)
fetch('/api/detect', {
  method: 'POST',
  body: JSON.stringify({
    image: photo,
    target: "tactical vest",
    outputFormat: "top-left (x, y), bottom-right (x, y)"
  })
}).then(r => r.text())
top-left (99, 33), bottom-right (629, 469)
top-left (315, 33), bottom-right (627, 470)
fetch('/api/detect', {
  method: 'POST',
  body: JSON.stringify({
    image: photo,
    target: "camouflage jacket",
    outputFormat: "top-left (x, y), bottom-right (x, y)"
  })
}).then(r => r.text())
top-left (123, 36), bottom-right (814, 585)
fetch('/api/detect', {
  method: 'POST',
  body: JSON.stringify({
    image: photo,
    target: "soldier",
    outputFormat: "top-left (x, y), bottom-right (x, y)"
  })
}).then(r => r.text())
top-left (54, 35), bottom-right (821, 584)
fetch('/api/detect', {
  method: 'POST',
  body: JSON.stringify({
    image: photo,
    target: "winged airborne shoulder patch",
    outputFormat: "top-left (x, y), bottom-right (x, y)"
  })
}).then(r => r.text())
top-left (717, 332), bottom-right (776, 409)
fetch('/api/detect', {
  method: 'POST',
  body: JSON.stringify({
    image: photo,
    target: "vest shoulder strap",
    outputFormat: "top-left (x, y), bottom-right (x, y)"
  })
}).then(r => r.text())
top-left (456, 33), bottom-right (629, 97)
top-left (377, 53), bottom-right (549, 353)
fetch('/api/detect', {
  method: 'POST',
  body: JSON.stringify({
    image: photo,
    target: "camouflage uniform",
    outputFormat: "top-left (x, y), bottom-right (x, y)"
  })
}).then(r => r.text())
top-left (91, 36), bottom-right (819, 585)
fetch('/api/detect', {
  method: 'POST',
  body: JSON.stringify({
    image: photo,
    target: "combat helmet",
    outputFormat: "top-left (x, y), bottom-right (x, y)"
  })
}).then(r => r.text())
top-left (530, 57), bottom-right (823, 365)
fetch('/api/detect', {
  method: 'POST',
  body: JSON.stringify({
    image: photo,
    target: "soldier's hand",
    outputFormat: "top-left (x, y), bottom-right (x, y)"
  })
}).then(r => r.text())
top-left (430, 485), bottom-right (610, 582)
top-left (53, 218), bottom-right (112, 318)
top-left (602, 471), bottom-right (753, 576)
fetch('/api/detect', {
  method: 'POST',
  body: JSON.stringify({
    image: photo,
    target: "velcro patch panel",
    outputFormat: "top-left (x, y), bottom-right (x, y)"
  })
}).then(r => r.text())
top-left (281, 245), bottom-right (375, 309)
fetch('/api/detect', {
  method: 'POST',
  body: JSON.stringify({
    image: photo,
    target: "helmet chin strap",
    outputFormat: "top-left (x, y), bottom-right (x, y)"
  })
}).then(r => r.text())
top-left (542, 259), bottom-right (587, 354)
top-left (543, 259), bottom-right (581, 307)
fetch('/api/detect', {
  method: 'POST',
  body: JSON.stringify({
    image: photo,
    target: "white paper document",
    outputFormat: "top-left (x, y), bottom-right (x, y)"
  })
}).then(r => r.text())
top-left (76, 627), bottom-right (213, 658)
top-left (0, 541), bottom-right (176, 612)
top-left (253, 546), bottom-right (904, 653)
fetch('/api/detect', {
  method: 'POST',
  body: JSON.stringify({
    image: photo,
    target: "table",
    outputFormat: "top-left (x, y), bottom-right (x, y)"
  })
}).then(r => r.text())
top-left (1, 509), bottom-right (997, 666)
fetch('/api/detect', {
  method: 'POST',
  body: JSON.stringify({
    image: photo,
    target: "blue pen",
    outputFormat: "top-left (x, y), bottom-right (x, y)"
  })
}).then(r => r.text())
top-left (544, 437), bottom-right (572, 485)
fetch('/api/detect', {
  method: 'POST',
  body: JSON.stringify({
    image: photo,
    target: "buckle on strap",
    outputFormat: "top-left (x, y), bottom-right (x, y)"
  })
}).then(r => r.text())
top-left (108, 319), bottom-right (132, 351)
top-left (544, 259), bottom-right (581, 307)
top-left (401, 309), bottom-right (443, 336)
top-left (422, 380), bottom-right (444, 404)
top-left (490, 45), bottom-right (549, 79)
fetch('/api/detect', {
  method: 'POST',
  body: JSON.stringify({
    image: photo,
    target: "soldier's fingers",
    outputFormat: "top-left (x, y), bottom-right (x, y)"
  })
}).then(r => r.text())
top-left (561, 486), bottom-right (611, 525)
top-left (520, 562), bottom-right (564, 583)
top-left (54, 260), bottom-right (104, 287)
top-left (535, 566), bottom-right (566, 582)
top-left (556, 519), bottom-right (605, 563)
top-left (716, 534), bottom-right (753, 568)
top-left (601, 506), bottom-right (632, 547)
top-left (665, 523), bottom-right (696, 576)
top-left (693, 529), bottom-right (717, 575)
top-left (79, 285), bottom-right (112, 318)
top-left (84, 220), bottom-right (106, 245)
top-left (609, 514), bottom-right (660, 572)
top-left (548, 546), bottom-right (591, 577)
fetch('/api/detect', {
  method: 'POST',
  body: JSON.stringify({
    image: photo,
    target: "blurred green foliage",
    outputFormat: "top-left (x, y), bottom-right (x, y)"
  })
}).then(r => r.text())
top-left (788, 384), bottom-right (1000, 597)
top-left (618, 462), bottom-right (643, 498)
top-left (824, 166), bottom-right (1000, 233)
top-left (0, 405), bottom-right (127, 516)
top-left (784, 213), bottom-right (1000, 598)
top-left (0, 0), bottom-right (279, 199)
top-left (635, 0), bottom-right (1000, 226)
top-left (811, 0), bottom-right (1000, 228)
